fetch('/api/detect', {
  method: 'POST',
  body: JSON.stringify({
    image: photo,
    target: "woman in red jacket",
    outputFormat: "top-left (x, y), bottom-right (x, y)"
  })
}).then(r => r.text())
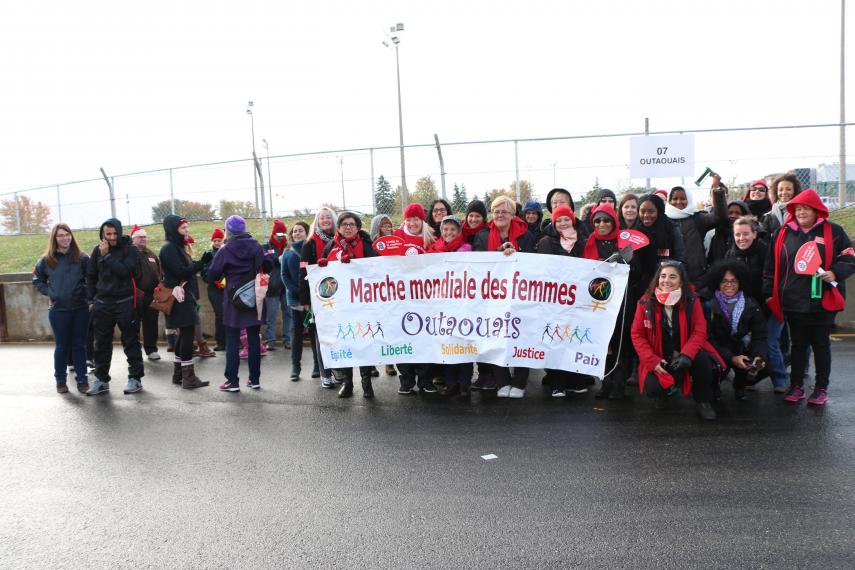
top-left (630, 260), bottom-right (724, 420)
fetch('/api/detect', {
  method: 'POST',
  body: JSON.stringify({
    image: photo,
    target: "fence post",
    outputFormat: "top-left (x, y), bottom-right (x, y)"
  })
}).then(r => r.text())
top-left (56, 185), bottom-right (62, 222)
top-left (839, 0), bottom-right (847, 210)
top-left (169, 168), bottom-right (175, 215)
top-left (370, 148), bottom-right (376, 214)
top-left (434, 134), bottom-right (447, 200)
top-left (644, 118), bottom-right (651, 191)
top-left (514, 140), bottom-right (520, 203)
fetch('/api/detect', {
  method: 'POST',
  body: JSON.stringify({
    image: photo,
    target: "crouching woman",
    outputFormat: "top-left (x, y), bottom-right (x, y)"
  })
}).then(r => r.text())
top-left (630, 260), bottom-right (725, 421)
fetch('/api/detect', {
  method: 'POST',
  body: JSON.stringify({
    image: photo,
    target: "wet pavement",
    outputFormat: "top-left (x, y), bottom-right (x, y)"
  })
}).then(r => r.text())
top-left (1, 338), bottom-right (855, 569)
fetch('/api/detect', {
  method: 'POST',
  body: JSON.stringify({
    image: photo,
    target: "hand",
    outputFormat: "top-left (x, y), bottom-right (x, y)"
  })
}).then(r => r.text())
top-left (88, 303), bottom-right (94, 312)
top-left (731, 355), bottom-right (751, 370)
top-left (98, 240), bottom-right (109, 255)
top-left (502, 243), bottom-right (515, 256)
top-left (317, 258), bottom-right (328, 268)
top-left (201, 251), bottom-right (214, 264)
top-left (653, 360), bottom-right (668, 375)
top-left (711, 173), bottom-right (721, 189)
top-left (667, 354), bottom-right (692, 377)
top-left (340, 254), bottom-right (351, 264)
top-left (301, 305), bottom-right (311, 312)
top-left (752, 357), bottom-right (766, 370)
top-left (820, 270), bottom-right (836, 283)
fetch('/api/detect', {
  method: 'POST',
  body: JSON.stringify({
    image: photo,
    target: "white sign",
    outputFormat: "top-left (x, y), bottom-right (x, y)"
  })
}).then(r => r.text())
top-left (630, 134), bottom-right (694, 178)
top-left (306, 252), bottom-right (629, 377)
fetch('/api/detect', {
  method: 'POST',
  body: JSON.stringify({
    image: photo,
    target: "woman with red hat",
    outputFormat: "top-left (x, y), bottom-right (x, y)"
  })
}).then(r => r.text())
top-left (201, 228), bottom-right (226, 351)
top-left (262, 219), bottom-right (292, 351)
top-left (763, 189), bottom-right (855, 405)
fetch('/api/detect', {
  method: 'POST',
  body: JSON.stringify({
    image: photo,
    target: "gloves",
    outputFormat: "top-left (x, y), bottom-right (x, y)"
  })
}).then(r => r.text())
top-left (317, 258), bottom-right (329, 268)
top-left (340, 253), bottom-right (351, 264)
top-left (200, 251), bottom-right (214, 264)
top-left (667, 354), bottom-right (692, 378)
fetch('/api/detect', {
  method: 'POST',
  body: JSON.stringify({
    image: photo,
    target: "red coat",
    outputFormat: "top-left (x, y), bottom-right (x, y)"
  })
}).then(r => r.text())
top-left (630, 295), bottom-right (725, 395)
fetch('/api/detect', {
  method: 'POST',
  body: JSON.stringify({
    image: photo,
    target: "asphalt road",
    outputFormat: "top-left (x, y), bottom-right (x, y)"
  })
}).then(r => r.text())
top-left (2, 339), bottom-right (855, 569)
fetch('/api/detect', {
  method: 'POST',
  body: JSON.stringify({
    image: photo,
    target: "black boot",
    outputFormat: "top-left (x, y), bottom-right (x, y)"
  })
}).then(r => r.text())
top-left (595, 377), bottom-right (612, 400)
top-left (361, 376), bottom-right (374, 398)
top-left (608, 370), bottom-right (626, 400)
top-left (338, 379), bottom-right (354, 398)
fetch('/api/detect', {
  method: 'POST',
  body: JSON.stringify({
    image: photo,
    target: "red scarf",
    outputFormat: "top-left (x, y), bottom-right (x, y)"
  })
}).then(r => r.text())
top-left (462, 222), bottom-right (487, 242)
top-left (269, 235), bottom-right (287, 255)
top-left (583, 204), bottom-right (619, 260)
top-left (327, 232), bottom-right (365, 261)
top-left (486, 217), bottom-right (529, 252)
top-left (428, 234), bottom-right (467, 253)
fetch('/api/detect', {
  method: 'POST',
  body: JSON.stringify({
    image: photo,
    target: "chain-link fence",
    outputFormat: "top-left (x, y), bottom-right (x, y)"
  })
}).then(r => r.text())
top-left (1, 122), bottom-right (853, 234)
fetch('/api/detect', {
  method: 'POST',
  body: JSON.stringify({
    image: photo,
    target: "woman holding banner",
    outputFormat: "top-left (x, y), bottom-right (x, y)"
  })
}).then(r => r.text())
top-left (317, 212), bottom-right (379, 398)
top-left (630, 260), bottom-right (724, 421)
top-left (300, 207), bottom-right (338, 389)
top-left (473, 195), bottom-right (536, 398)
top-left (763, 189), bottom-right (855, 406)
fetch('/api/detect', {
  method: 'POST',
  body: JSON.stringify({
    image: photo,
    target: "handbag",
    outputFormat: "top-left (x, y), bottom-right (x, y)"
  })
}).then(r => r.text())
top-left (150, 280), bottom-right (186, 315)
top-left (229, 272), bottom-right (258, 313)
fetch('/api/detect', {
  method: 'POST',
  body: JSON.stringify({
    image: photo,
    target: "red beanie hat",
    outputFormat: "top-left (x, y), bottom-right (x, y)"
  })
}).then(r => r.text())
top-left (404, 203), bottom-right (426, 221)
top-left (130, 224), bottom-right (146, 239)
top-left (272, 219), bottom-right (287, 236)
top-left (551, 204), bottom-right (576, 225)
top-left (211, 228), bottom-right (225, 240)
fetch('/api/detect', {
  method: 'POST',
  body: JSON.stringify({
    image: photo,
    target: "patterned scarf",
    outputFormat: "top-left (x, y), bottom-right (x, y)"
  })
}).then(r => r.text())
top-left (714, 289), bottom-right (745, 335)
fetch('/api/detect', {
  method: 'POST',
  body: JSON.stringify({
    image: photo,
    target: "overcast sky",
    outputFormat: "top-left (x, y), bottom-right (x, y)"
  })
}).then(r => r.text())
top-left (0, 0), bottom-right (852, 227)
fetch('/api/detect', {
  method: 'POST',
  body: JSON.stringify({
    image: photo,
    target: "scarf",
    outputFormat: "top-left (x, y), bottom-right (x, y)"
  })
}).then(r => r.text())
top-left (429, 234), bottom-right (467, 253)
top-left (486, 217), bottom-right (529, 252)
top-left (714, 290), bottom-right (745, 335)
top-left (462, 222), bottom-right (487, 242)
top-left (328, 232), bottom-right (365, 261)
top-left (746, 199), bottom-right (772, 217)
top-left (654, 287), bottom-right (682, 306)
top-left (269, 235), bottom-right (287, 255)
top-left (664, 201), bottom-right (696, 220)
top-left (559, 226), bottom-right (578, 253)
top-left (583, 205), bottom-right (620, 260)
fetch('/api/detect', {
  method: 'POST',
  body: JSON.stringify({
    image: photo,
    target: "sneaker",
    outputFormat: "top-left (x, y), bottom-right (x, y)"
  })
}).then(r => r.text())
top-left (807, 388), bottom-right (828, 406)
top-left (123, 378), bottom-right (143, 394)
top-left (218, 382), bottom-right (240, 392)
top-left (568, 387), bottom-right (589, 394)
top-left (321, 377), bottom-right (336, 389)
top-left (419, 383), bottom-right (438, 394)
top-left (147, 352), bottom-right (161, 362)
top-left (397, 386), bottom-right (415, 395)
top-left (551, 388), bottom-right (566, 398)
top-left (773, 384), bottom-right (789, 394)
top-left (311, 369), bottom-right (321, 379)
top-left (265, 342), bottom-right (277, 351)
top-left (213, 344), bottom-right (226, 351)
top-left (289, 370), bottom-right (300, 381)
top-left (247, 380), bottom-right (260, 390)
top-left (86, 379), bottom-right (110, 396)
top-left (283, 341), bottom-right (291, 350)
top-left (497, 385), bottom-right (511, 398)
top-left (471, 378), bottom-right (497, 391)
top-left (696, 402), bottom-right (717, 421)
top-left (508, 387), bottom-right (525, 398)
top-left (87, 360), bottom-right (96, 369)
top-left (56, 383), bottom-right (69, 394)
top-left (784, 386), bottom-right (806, 403)
top-left (239, 348), bottom-right (249, 359)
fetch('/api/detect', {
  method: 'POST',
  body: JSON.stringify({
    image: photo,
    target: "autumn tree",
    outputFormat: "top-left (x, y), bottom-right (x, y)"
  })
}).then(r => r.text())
top-left (0, 195), bottom-right (51, 233)
top-left (410, 176), bottom-right (439, 207)
top-left (151, 199), bottom-right (216, 223)
top-left (218, 200), bottom-right (259, 219)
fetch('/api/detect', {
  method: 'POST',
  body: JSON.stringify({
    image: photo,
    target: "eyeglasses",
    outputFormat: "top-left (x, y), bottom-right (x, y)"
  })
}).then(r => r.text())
top-left (592, 218), bottom-right (612, 225)
top-left (339, 222), bottom-right (358, 228)
top-left (720, 279), bottom-right (739, 285)
top-left (491, 210), bottom-right (512, 216)
top-left (751, 187), bottom-right (767, 193)
top-left (432, 207), bottom-right (448, 214)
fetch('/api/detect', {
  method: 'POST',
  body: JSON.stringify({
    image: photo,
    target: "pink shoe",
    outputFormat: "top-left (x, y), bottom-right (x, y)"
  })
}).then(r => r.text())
top-left (807, 388), bottom-right (828, 406)
top-left (783, 386), bottom-right (805, 403)
top-left (239, 347), bottom-right (249, 359)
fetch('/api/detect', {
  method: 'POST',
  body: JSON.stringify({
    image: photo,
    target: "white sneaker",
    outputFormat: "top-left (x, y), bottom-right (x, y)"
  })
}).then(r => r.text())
top-left (509, 387), bottom-right (525, 399)
top-left (147, 352), bottom-right (161, 361)
top-left (497, 385), bottom-right (511, 398)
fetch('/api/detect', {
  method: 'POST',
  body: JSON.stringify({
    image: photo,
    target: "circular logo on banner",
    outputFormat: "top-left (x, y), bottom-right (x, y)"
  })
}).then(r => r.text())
top-left (588, 277), bottom-right (613, 301)
top-left (376, 241), bottom-right (386, 251)
top-left (619, 230), bottom-right (630, 240)
top-left (797, 260), bottom-right (808, 272)
top-left (404, 246), bottom-right (420, 256)
top-left (316, 276), bottom-right (339, 300)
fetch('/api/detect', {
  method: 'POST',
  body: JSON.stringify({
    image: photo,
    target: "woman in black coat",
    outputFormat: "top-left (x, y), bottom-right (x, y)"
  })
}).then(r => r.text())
top-left (706, 261), bottom-right (768, 401)
top-left (159, 214), bottom-right (212, 389)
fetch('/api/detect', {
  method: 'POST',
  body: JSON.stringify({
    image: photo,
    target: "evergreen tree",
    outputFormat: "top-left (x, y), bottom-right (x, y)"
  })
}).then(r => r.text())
top-left (374, 175), bottom-right (394, 215)
top-left (451, 183), bottom-right (468, 213)
top-left (483, 191), bottom-right (493, 212)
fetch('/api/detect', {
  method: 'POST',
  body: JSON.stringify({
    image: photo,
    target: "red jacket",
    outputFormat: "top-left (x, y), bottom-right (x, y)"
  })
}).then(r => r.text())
top-left (392, 228), bottom-right (427, 252)
top-left (630, 294), bottom-right (724, 395)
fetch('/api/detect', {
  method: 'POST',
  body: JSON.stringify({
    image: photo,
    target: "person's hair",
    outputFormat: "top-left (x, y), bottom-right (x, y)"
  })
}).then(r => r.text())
top-left (732, 214), bottom-right (759, 232)
top-left (290, 221), bottom-right (310, 241)
top-left (308, 206), bottom-right (338, 237)
top-left (643, 260), bottom-right (692, 305)
top-left (337, 212), bottom-right (361, 230)
top-left (770, 172), bottom-right (802, 203)
top-left (44, 223), bottom-right (82, 268)
top-left (705, 260), bottom-right (750, 294)
top-left (617, 193), bottom-right (638, 226)
top-left (490, 195), bottom-right (517, 217)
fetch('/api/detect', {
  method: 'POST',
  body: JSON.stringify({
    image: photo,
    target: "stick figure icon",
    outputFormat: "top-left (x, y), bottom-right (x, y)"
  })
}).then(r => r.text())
top-left (336, 324), bottom-right (346, 339)
top-left (580, 327), bottom-right (592, 343)
top-left (542, 324), bottom-right (553, 342)
top-left (374, 322), bottom-right (385, 339)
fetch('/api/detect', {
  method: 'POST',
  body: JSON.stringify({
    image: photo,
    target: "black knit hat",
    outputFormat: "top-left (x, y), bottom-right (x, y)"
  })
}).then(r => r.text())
top-left (545, 188), bottom-right (575, 213)
top-left (465, 199), bottom-right (488, 219)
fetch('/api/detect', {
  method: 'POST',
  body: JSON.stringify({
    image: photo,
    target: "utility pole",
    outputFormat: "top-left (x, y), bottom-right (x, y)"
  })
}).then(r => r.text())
top-left (434, 134), bottom-right (447, 200)
top-left (100, 167), bottom-right (117, 219)
top-left (338, 156), bottom-right (346, 209)
top-left (840, 0), bottom-right (847, 210)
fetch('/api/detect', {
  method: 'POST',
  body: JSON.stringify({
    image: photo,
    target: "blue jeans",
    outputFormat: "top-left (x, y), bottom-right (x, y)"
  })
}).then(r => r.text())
top-left (766, 315), bottom-right (788, 387)
top-left (263, 294), bottom-right (291, 345)
top-left (225, 325), bottom-right (261, 385)
top-left (49, 307), bottom-right (90, 384)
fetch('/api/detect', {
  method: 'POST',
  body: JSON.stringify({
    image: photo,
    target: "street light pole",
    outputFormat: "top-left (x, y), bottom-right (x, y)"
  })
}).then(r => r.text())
top-left (338, 156), bottom-right (346, 209)
top-left (247, 101), bottom-right (259, 213)
top-left (263, 138), bottom-right (273, 216)
top-left (384, 23), bottom-right (408, 210)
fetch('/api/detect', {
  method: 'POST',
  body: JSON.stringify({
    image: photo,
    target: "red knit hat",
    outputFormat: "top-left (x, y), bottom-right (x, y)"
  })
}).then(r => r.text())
top-left (211, 228), bottom-right (225, 240)
top-left (404, 203), bottom-right (426, 221)
top-left (272, 219), bottom-right (287, 236)
top-left (751, 179), bottom-right (769, 189)
top-left (551, 204), bottom-right (576, 225)
top-left (130, 224), bottom-right (146, 239)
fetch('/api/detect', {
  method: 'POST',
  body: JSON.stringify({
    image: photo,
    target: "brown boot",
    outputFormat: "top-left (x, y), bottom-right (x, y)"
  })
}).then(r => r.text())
top-left (172, 361), bottom-right (182, 385)
top-left (181, 363), bottom-right (210, 389)
top-left (195, 340), bottom-right (216, 358)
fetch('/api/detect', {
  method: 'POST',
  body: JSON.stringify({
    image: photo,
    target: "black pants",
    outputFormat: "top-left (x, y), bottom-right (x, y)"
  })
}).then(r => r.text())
top-left (786, 312), bottom-right (833, 390)
top-left (92, 299), bottom-right (144, 382)
top-left (207, 286), bottom-right (225, 347)
top-left (332, 366), bottom-right (375, 383)
top-left (137, 294), bottom-right (160, 354)
top-left (643, 350), bottom-right (714, 403)
top-left (545, 369), bottom-right (588, 390)
top-left (443, 363), bottom-right (473, 387)
top-left (309, 322), bottom-right (330, 378)
top-left (488, 365), bottom-right (529, 390)
top-left (291, 308), bottom-right (318, 372)
top-left (398, 363), bottom-right (434, 390)
top-left (175, 325), bottom-right (195, 362)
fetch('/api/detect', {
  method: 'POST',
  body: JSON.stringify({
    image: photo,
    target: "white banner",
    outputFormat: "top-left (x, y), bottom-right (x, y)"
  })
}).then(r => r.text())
top-left (307, 253), bottom-right (629, 377)
top-left (630, 133), bottom-right (694, 178)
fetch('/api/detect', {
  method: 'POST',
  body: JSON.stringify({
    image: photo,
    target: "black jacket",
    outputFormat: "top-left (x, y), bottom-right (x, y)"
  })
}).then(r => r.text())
top-left (668, 188), bottom-right (727, 285)
top-left (86, 218), bottom-right (140, 304)
top-left (724, 237), bottom-right (768, 307)
top-left (707, 295), bottom-right (768, 366)
top-left (261, 240), bottom-right (285, 298)
top-left (535, 233), bottom-right (584, 257)
top-left (33, 251), bottom-right (90, 311)
top-left (159, 214), bottom-right (204, 328)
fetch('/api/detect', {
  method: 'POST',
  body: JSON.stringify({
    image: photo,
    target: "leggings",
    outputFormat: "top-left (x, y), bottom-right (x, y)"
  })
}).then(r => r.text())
top-left (786, 312), bottom-right (833, 390)
top-left (176, 325), bottom-right (195, 361)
